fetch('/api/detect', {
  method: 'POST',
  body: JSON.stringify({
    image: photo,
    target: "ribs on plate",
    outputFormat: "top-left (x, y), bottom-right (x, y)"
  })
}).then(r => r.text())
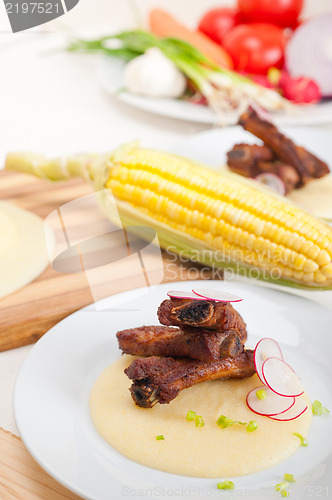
top-left (125, 350), bottom-right (256, 407)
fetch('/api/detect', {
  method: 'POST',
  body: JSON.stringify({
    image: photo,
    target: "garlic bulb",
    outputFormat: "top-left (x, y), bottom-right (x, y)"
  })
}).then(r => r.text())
top-left (124, 47), bottom-right (187, 98)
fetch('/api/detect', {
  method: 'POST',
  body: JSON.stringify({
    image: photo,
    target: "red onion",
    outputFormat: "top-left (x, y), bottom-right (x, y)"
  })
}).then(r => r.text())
top-left (286, 14), bottom-right (332, 97)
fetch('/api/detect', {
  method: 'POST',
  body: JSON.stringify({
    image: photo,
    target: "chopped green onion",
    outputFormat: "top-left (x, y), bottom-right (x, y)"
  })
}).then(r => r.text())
top-left (284, 473), bottom-right (295, 482)
top-left (186, 410), bottom-right (196, 421)
top-left (156, 435), bottom-right (165, 440)
top-left (217, 480), bottom-right (235, 490)
top-left (293, 432), bottom-right (308, 446)
top-left (195, 415), bottom-right (204, 427)
top-left (216, 415), bottom-right (246, 429)
top-left (256, 389), bottom-right (267, 400)
top-left (275, 481), bottom-right (289, 492)
top-left (246, 420), bottom-right (258, 432)
top-left (281, 489), bottom-right (289, 497)
top-left (312, 400), bottom-right (330, 416)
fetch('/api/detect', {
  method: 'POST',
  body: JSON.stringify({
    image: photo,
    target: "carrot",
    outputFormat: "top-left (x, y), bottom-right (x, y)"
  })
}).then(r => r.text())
top-left (149, 9), bottom-right (233, 69)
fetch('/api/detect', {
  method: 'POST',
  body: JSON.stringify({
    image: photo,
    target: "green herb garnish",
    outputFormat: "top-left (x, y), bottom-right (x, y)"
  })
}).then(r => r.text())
top-left (312, 400), bottom-right (330, 416)
top-left (156, 435), bottom-right (165, 440)
top-left (246, 420), bottom-right (258, 432)
top-left (186, 410), bottom-right (196, 421)
top-left (281, 489), bottom-right (289, 497)
top-left (275, 481), bottom-right (289, 492)
top-left (283, 473), bottom-right (295, 482)
top-left (195, 415), bottom-right (204, 427)
top-left (217, 480), bottom-right (234, 490)
top-left (216, 415), bottom-right (246, 429)
top-left (256, 389), bottom-right (267, 400)
top-left (293, 432), bottom-right (308, 446)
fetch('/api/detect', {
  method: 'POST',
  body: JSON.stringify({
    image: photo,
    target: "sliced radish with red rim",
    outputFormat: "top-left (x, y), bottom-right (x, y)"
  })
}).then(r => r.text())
top-left (192, 289), bottom-right (243, 302)
top-left (262, 357), bottom-right (304, 398)
top-left (254, 338), bottom-right (283, 385)
top-left (269, 398), bottom-right (308, 421)
top-left (167, 291), bottom-right (204, 300)
top-left (255, 173), bottom-right (286, 196)
top-left (246, 386), bottom-right (295, 417)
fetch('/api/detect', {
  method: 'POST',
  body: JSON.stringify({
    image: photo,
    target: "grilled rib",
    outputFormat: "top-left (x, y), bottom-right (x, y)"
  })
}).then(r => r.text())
top-left (227, 143), bottom-right (275, 178)
top-left (227, 143), bottom-right (301, 194)
top-left (157, 298), bottom-right (247, 339)
top-left (125, 350), bottom-right (255, 407)
top-left (117, 325), bottom-right (244, 362)
top-left (239, 107), bottom-right (330, 185)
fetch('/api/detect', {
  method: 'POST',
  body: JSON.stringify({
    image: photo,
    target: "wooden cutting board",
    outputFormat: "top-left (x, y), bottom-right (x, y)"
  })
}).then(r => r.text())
top-left (0, 170), bottom-right (220, 352)
top-left (0, 170), bottom-right (95, 351)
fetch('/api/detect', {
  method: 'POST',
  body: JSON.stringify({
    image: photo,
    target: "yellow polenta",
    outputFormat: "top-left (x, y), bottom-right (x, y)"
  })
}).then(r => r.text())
top-left (90, 355), bottom-right (311, 477)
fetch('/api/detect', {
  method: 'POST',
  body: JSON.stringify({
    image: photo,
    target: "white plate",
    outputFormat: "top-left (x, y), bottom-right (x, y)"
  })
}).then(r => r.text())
top-left (14, 280), bottom-right (332, 500)
top-left (99, 57), bottom-right (332, 126)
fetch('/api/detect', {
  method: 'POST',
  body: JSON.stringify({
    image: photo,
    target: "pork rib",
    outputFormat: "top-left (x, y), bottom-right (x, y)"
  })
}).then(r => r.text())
top-left (117, 325), bottom-right (244, 362)
top-left (157, 298), bottom-right (247, 340)
top-left (125, 350), bottom-right (255, 407)
top-left (239, 107), bottom-right (329, 185)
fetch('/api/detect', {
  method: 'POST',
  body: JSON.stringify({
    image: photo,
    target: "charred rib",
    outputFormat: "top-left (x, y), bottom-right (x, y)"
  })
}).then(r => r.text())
top-left (239, 107), bottom-right (330, 185)
top-left (125, 350), bottom-right (255, 407)
top-left (157, 298), bottom-right (247, 340)
top-left (117, 325), bottom-right (244, 362)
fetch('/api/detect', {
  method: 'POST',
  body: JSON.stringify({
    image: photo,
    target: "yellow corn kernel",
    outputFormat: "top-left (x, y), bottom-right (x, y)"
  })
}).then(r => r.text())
top-left (317, 250), bottom-right (331, 266)
top-left (321, 264), bottom-right (332, 278)
top-left (314, 270), bottom-right (328, 283)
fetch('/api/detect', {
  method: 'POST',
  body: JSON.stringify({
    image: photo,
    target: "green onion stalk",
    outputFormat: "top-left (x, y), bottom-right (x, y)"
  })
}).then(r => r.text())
top-left (67, 30), bottom-right (291, 125)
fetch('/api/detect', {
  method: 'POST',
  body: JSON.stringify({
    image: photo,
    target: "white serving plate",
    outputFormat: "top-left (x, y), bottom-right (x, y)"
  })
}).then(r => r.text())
top-left (99, 57), bottom-right (332, 126)
top-left (14, 280), bottom-right (332, 499)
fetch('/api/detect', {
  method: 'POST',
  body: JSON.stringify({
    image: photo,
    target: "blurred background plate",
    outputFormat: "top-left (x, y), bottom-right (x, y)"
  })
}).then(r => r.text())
top-left (99, 56), bottom-right (332, 127)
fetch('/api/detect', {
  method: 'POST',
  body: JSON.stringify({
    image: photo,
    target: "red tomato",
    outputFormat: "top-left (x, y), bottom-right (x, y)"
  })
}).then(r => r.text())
top-left (223, 23), bottom-right (286, 74)
top-left (237, 0), bottom-right (303, 28)
top-left (198, 8), bottom-right (244, 45)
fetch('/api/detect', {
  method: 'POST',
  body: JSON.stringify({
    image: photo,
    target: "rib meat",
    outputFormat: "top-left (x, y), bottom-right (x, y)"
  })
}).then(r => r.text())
top-left (125, 350), bottom-right (255, 407)
top-left (239, 107), bottom-right (330, 185)
top-left (157, 298), bottom-right (247, 339)
top-left (227, 143), bottom-right (301, 193)
top-left (117, 325), bottom-right (244, 362)
top-left (227, 143), bottom-right (275, 178)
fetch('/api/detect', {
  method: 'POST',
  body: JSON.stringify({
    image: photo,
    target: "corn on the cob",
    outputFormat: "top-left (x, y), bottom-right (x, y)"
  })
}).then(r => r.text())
top-left (6, 143), bottom-right (332, 289)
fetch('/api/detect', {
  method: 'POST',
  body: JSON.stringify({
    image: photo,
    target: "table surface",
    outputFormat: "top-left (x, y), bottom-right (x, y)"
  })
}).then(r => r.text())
top-left (1, 0), bottom-right (332, 498)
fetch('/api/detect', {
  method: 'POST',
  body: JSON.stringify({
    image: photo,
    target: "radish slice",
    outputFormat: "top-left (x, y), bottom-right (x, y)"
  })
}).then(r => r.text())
top-left (262, 357), bottom-right (304, 398)
top-left (246, 386), bottom-right (295, 416)
top-left (167, 290), bottom-right (206, 300)
top-left (269, 398), bottom-right (308, 421)
top-left (255, 173), bottom-right (286, 196)
top-left (192, 289), bottom-right (243, 302)
top-left (254, 338), bottom-right (283, 385)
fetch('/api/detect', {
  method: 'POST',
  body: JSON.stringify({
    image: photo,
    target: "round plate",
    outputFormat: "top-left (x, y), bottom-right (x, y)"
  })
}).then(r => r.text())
top-left (14, 281), bottom-right (332, 500)
top-left (99, 56), bottom-right (332, 126)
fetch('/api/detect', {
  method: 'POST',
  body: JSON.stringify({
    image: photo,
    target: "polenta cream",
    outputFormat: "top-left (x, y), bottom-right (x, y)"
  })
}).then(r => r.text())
top-left (90, 355), bottom-right (312, 477)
